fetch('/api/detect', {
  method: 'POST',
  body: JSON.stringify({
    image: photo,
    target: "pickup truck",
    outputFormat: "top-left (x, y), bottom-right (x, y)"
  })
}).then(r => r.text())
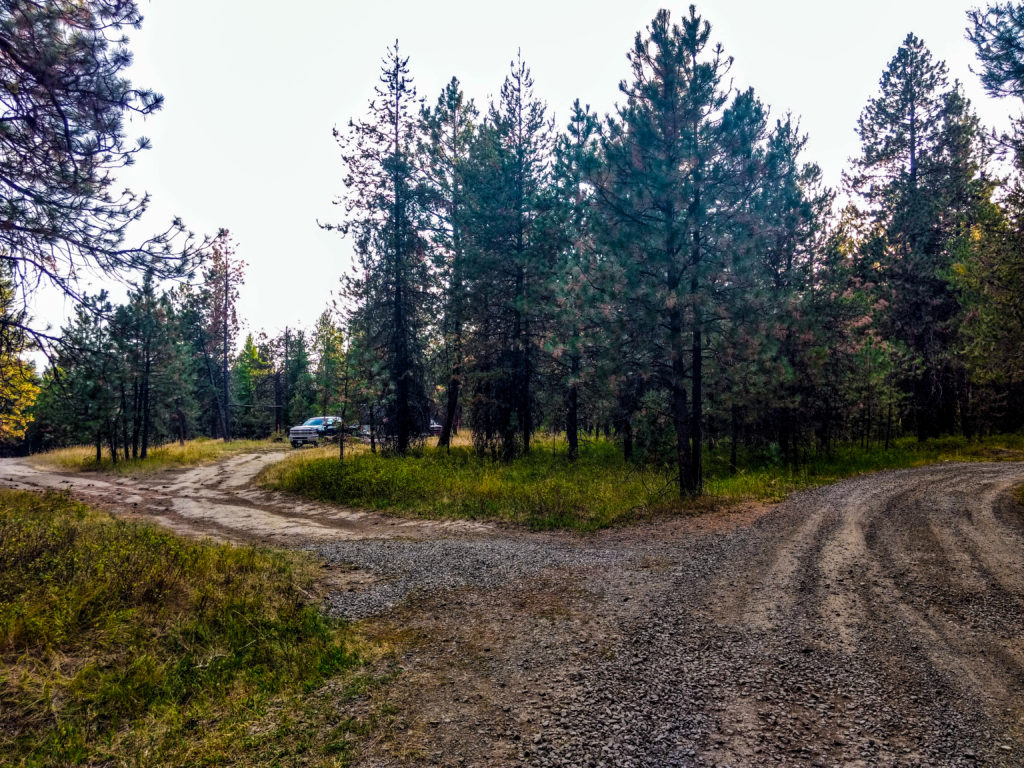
top-left (289, 416), bottom-right (343, 447)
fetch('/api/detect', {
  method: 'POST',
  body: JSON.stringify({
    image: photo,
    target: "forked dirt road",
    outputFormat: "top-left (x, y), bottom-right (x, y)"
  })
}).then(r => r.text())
top-left (2, 454), bottom-right (1024, 767)
top-left (0, 451), bottom-right (490, 542)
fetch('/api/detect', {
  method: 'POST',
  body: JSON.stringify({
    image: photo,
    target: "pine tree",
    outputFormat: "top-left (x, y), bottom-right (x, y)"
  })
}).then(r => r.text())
top-left (552, 100), bottom-right (601, 460)
top-left (968, 3), bottom-right (1024, 101)
top-left (462, 52), bottom-right (556, 459)
top-left (333, 42), bottom-right (431, 455)
top-left (184, 231), bottom-right (244, 440)
top-left (0, 0), bottom-right (200, 350)
top-left (598, 7), bottom-right (768, 495)
top-left (312, 309), bottom-right (346, 417)
top-left (738, 117), bottom-right (832, 464)
top-left (847, 34), bottom-right (986, 438)
top-left (231, 333), bottom-right (274, 438)
top-left (421, 78), bottom-right (478, 449)
top-left (279, 328), bottom-right (316, 427)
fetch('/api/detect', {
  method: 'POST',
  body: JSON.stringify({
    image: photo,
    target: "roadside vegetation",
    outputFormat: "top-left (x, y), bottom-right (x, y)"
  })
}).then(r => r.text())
top-left (260, 434), bottom-right (1024, 531)
top-left (0, 490), bottom-right (392, 768)
top-left (32, 437), bottom-right (286, 474)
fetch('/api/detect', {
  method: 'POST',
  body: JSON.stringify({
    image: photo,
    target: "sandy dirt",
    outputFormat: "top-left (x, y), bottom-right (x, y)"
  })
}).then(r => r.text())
top-left (2, 455), bottom-right (1023, 766)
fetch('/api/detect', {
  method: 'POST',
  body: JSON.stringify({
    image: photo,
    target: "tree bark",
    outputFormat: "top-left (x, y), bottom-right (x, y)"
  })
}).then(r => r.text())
top-left (566, 354), bottom-right (580, 461)
top-left (222, 262), bottom-right (232, 442)
top-left (141, 339), bottom-right (151, 459)
top-left (438, 369), bottom-right (460, 451)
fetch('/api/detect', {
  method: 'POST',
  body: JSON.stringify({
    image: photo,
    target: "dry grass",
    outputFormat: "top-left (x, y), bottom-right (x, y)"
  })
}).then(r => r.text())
top-left (33, 437), bottom-right (287, 474)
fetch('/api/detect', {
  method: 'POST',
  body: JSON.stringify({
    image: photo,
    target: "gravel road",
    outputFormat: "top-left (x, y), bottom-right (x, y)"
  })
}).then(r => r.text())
top-left (3, 455), bottom-right (1023, 767)
top-left (333, 462), bottom-right (1024, 768)
top-left (511, 462), bottom-right (1024, 768)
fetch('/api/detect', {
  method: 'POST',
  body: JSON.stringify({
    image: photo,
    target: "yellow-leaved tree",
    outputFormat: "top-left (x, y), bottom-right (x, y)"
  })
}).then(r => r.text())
top-left (0, 267), bottom-right (39, 442)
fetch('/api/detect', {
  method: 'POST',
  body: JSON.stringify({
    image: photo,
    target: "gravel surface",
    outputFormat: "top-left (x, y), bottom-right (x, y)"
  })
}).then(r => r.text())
top-left (315, 537), bottom-right (632, 619)
top-left (339, 462), bottom-right (1024, 768)
top-left (524, 463), bottom-right (1024, 768)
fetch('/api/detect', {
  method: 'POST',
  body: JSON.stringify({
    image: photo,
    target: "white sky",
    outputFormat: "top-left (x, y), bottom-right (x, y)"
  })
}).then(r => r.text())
top-left (38, 0), bottom-right (1017, 346)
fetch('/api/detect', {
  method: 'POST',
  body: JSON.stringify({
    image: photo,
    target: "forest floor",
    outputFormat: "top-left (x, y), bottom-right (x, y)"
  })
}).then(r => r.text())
top-left (2, 453), bottom-right (1024, 767)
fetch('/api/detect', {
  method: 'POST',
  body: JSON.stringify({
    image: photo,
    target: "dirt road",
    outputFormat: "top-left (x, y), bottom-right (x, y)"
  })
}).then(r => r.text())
top-left (2, 455), bottom-right (1023, 766)
top-left (0, 452), bottom-right (490, 542)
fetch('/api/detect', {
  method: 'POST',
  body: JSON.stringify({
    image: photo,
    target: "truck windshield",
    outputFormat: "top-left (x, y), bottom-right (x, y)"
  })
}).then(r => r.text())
top-left (303, 418), bottom-right (324, 426)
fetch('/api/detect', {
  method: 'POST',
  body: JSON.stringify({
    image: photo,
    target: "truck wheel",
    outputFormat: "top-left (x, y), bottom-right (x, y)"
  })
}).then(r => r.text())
top-left (291, 441), bottom-right (300, 448)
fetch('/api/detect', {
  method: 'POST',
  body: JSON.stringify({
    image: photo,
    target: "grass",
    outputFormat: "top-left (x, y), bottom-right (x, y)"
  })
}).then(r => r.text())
top-left (33, 437), bottom-right (288, 474)
top-left (0, 490), bottom-right (394, 767)
top-left (260, 433), bottom-right (1024, 531)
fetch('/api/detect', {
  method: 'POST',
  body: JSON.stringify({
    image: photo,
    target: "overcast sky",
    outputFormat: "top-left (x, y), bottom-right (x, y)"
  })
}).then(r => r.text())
top-left (46, 0), bottom-right (1016, 345)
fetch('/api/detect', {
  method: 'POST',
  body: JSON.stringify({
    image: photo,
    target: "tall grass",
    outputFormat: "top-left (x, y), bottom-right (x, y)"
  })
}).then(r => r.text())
top-left (262, 439), bottom-right (677, 530)
top-left (0, 490), bottom-right (384, 767)
top-left (261, 433), bottom-right (1024, 531)
top-left (34, 437), bottom-right (286, 474)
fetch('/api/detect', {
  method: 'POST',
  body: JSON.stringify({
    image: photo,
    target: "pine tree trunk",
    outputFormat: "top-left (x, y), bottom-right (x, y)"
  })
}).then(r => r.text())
top-left (370, 406), bottom-right (377, 454)
top-left (730, 406), bottom-right (739, 475)
top-left (141, 341), bottom-right (151, 459)
top-left (438, 369), bottom-right (460, 450)
top-left (690, 316), bottom-right (703, 493)
top-left (223, 264), bottom-right (232, 442)
top-left (672, 376), bottom-right (691, 499)
top-left (274, 369), bottom-right (282, 435)
top-left (131, 378), bottom-right (140, 459)
top-left (566, 355), bottom-right (579, 462)
top-left (177, 406), bottom-right (186, 446)
top-left (120, 384), bottom-right (131, 462)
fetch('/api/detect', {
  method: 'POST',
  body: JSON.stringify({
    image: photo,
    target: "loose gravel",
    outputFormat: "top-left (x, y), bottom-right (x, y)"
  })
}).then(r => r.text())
top-left (315, 537), bottom-right (637, 619)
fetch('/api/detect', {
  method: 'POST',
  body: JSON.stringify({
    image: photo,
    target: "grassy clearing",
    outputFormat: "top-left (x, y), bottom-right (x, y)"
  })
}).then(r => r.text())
top-left (0, 490), bottom-right (394, 767)
top-left (260, 433), bottom-right (1024, 531)
top-left (33, 437), bottom-right (287, 474)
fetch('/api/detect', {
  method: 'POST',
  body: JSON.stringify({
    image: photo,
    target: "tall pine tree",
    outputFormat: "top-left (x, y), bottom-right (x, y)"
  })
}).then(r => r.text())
top-left (333, 43), bottom-right (431, 455)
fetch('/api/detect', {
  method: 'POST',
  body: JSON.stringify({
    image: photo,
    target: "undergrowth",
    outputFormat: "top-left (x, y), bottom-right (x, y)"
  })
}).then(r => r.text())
top-left (0, 490), bottom-right (391, 767)
top-left (33, 437), bottom-right (286, 474)
top-left (261, 433), bottom-right (1024, 531)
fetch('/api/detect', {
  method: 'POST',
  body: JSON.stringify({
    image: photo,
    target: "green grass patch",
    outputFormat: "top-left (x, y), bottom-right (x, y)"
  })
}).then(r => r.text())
top-left (0, 490), bottom-right (390, 767)
top-left (261, 433), bottom-right (1024, 531)
top-left (262, 439), bottom-right (674, 530)
top-left (33, 437), bottom-right (287, 474)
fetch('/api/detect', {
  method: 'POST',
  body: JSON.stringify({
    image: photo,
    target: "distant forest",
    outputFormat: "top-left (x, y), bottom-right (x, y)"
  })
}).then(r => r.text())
top-left (4, 2), bottom-right (1024, 497)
